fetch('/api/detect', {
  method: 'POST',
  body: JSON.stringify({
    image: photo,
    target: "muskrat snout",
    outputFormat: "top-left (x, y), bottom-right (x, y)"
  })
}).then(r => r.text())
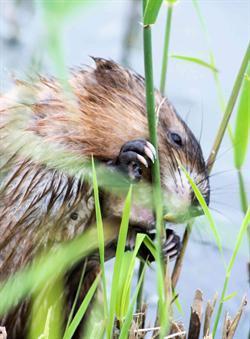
top-left (158, 109), bottom-right (210, 224)
top-left (162, 166), bottom-right (210, 223)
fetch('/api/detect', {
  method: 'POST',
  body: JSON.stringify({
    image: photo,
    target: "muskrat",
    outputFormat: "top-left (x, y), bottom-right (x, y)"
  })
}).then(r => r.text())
top-left (0, 58), bottom-right (210, 337)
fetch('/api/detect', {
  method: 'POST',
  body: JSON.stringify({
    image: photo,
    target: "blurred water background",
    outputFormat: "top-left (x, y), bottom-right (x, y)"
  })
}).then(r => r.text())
top-left (0, 0), bottom-right (249, 337)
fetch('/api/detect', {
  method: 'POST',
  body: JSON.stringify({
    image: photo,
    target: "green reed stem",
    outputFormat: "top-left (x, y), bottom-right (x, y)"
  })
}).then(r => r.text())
top-left (238, 171), bottom-right (248, 214)
top-left (213, 207), bottom-right (250, 336)
top-left (142, 0), bottom-right (168, 336)
top-left (207, 42), bottom-right (250, 172)
top-left (160, 4), bottom-right (173, 94)
top-left (143, 5), bottom-right (164, 241)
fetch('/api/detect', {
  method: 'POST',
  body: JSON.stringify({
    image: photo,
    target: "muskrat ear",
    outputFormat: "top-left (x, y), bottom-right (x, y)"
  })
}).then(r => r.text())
top-left (91, 56), bottom-right (130, 88)
top-left (91, 57), bottom-right (118, 71)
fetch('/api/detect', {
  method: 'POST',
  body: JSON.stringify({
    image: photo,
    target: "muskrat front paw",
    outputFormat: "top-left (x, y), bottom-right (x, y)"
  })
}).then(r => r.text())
top-left (162, 229), bottom-right (181, 262)
top-left (116, 139), bottom-right (156, 181)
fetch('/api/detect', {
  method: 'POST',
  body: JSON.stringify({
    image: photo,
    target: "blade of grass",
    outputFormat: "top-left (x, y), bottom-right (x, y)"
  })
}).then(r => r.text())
top-left (233, 62), bottom-right (249, 215)
top-left (64, 261), bottom-right (87, 332)
top-left (160, 2), bottom-right (174, 94)
top-left (238, 171), bottom-right (248, 215)
top-left (144, 0), bottom-right (163, 25)
top-left (213, 207), bottom-right (250, 336)
top-left (172, 290), bottom-right (184, 316)
top-left (180, 165), bottom-right (223, 255)
top-left (62, 274), bottom-right (100, 339)
top-left (119, 264), bottom-right (147, 339)
top-left (115, 252), bottom-right (134, 322)
top-left (120, 234), bottom-right (148, 319)
top-left (86, 321), bottom-right (105, 339)
top-left (136, 235), bottom-right (157, 311)
top-left (142, 234), bottom-right (157, 260)
top-left (0, 222), bottom-right (116, 316)
top-left (222, 292), bottom-right (237, 302)
top-left (29, 276), bottom-right (63, 339)
top-left (234, 63), bottom-right (250, 171)
top-left (107, 185), bottom-right (132, 337)
top-left (170, 54), bottom-right (218, 73)
top-left (92, 158), bottom-right (108, 320)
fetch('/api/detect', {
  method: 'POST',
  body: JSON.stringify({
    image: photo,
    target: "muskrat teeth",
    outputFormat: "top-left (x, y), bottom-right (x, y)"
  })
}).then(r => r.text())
top-left (137, 154), bottom-right (148, 168)
top-left (144, 145), bottom-right (155, 164)
top-left (146, 141), bottom-right (157, 159)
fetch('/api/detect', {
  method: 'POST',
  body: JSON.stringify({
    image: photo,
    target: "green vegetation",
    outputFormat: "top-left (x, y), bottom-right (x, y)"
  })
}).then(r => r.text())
top-left (0, 0), bottom-right (249, 338)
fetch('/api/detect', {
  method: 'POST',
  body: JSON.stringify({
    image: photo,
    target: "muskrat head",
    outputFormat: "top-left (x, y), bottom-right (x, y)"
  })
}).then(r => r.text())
top-left (158, 102), bottom-right (210, 223)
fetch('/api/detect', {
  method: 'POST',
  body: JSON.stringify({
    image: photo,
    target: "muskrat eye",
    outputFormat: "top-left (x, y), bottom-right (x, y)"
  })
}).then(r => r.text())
top-left (70, 212), bottom-right (78, 220)
top-left (170, 132), bottom-right (183, 147)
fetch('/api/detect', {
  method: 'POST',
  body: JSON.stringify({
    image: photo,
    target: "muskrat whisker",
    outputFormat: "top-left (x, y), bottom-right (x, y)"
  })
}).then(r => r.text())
top-left (210, 182), bottom-right (237, 192)
top-left (194, 167), bottom-right (236, 188)
top-left (183, 105), bottom-right (193, 125)
top-left (208, 206), bottom-right (238, 225)
top-left (198, 106), bottom-right (204, 145)
top-left (209, 168), bottom-right (237, 177)
top-left (210, 190), bottom-right (239, 195)
top-left (190, 141), bottom-right (201, 176)
top-left (171, 148), bottom-right (183, 189)
top-left (210, 187), bottom-right (238, 194)
top-left (210, 200), bottom-right (240, 211)
top-left (206, 144), bottom-right (235, 167)
top-left (168, 162), bottom-right (177, 186)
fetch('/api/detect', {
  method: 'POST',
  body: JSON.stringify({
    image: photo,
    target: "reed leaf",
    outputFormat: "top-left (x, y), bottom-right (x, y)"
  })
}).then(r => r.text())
top-left (170, 54), bottom-right (218, 73)
top-left (142, 235), bottom-right (157, 260)
top-left (234, 63), bottom-right (250, 169)
top-left (119, 263), bottom-right (147, 339)
top-left (160, 4), bottom-right (173, 94)
top-left (63, 274), bottom-right (100, 339)
top-left (92, 158), bottom-right (109, 319)
top-left (29, 276), bottom-right (63, 339)
top-left (107, 186), bottom-right (132, 337)
top-left (0, 226), bottom-right (103, 316)
top-left (181, 166), bottom-right (223, 254)
top-left (65, 262), bottom-right (87, 332)
top-left (144, 0), bottom-right (163, 25)
top-left (222, 291), bottom-right (237, 302)
top-left (119, 234), bottom-right (147, 320)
